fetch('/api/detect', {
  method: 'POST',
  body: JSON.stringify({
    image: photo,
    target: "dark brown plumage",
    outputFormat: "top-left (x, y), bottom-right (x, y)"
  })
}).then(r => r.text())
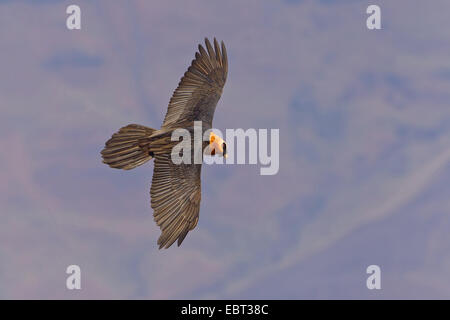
top-left (101, 38), bottom-right (228, 249)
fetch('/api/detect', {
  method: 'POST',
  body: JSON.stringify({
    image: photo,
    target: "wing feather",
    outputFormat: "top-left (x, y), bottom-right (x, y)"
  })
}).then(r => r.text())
top-left (150, 152), bottom-right (202, 249)
top-left (162, 38), bottom-right (228, 129)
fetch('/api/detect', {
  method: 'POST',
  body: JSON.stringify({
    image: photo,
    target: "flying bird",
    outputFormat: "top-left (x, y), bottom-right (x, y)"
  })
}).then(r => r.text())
top-left (101, 38), bottom-right (228, 249)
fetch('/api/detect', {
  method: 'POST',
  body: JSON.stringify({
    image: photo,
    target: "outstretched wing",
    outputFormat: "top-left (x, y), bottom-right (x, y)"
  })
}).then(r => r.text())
top-left (150, 152), bottom-right (202, 249)
top-left (162, 38), bottom-right (228, 129)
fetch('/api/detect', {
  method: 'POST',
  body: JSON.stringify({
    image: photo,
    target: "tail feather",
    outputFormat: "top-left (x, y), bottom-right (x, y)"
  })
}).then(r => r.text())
top-left (101, 124), bottom-right (156, 170)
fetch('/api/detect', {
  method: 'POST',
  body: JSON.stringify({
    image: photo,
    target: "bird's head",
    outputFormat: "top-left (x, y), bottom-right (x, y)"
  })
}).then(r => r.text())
top-left (208, 132), bottom-right (227, 158)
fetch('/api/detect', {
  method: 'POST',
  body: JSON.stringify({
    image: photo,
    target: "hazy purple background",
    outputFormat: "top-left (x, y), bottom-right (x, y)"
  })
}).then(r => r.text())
top-left (1, 0), bottom-right (450, 299)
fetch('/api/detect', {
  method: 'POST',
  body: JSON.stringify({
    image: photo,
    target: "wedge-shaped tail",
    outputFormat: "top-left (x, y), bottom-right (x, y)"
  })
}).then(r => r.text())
top-left (101, 124), bottom-right (156, 170)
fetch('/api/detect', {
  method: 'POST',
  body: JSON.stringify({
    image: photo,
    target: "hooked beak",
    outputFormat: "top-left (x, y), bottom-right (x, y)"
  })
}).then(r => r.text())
top-left (223, 142), bottom-right (228, 158)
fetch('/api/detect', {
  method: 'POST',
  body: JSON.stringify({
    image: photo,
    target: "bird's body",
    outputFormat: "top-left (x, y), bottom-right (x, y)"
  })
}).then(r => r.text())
top-left (101, 38), bottom-right (228, 249)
